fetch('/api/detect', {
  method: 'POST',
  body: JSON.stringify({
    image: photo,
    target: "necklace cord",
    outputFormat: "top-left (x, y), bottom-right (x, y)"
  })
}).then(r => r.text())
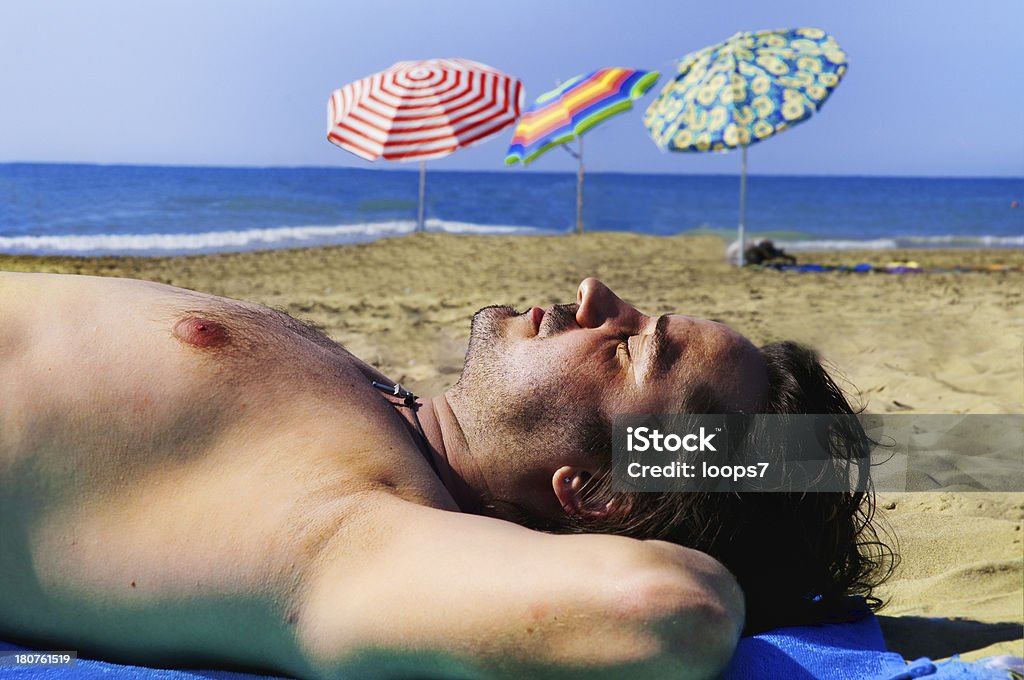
top-left (371, 380), bottom-right (441, 477)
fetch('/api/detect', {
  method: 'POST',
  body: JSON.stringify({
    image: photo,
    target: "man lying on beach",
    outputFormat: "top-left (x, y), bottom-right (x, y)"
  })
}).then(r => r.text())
top-left (0, 272), bottom-right (887, 680)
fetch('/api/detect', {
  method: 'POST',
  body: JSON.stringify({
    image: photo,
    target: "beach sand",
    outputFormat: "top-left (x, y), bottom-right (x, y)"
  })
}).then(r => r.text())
top-left (2, 233), bottom-right (1021, 660)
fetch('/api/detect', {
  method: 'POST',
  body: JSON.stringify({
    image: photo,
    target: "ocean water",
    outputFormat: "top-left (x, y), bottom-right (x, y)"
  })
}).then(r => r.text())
top-left (0, 163), bottom-right (1021, 256)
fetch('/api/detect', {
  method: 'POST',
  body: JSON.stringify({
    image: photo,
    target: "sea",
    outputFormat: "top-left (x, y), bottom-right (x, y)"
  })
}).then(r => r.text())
top-left (0, 163), bottom-right (1021, 257)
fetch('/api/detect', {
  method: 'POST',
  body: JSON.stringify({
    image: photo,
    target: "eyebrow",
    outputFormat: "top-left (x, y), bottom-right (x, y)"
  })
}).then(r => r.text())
top-left (645, 314), bottom-right (674, 380)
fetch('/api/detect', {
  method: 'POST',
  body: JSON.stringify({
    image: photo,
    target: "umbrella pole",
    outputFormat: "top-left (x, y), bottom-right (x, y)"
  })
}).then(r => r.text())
top-left (738, 145), bottom-right (748, 266)
top-left (576, 137), bottom-right (584, 234)
top-left (417, 160), bottom-right (426, 232)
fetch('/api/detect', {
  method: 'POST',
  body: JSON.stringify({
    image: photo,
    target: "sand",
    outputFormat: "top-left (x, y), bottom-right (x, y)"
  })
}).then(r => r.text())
top-left (2, 233), bottom-right (1021, 661)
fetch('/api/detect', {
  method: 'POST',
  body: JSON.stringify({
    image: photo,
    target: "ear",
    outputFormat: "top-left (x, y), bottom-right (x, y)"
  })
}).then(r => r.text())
top-left (551, 465), bottom-right (632, 520)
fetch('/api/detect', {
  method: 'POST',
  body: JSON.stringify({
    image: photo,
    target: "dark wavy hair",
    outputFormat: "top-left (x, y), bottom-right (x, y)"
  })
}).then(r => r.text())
top-left (500, 341), bottom-right (897, 634)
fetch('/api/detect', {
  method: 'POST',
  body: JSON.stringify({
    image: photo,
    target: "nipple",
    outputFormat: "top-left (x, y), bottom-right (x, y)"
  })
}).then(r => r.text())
top-left (173, 316), bottom-right (229, 348)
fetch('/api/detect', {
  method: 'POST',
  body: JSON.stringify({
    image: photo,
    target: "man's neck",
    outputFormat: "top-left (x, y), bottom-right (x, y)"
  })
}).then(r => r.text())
top-left (394, 393), bottom-right (488, 515)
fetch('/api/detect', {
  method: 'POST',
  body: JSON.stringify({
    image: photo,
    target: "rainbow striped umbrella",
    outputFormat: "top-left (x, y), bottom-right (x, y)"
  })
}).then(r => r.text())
top-left (505, 68), bottom-right (659, 233)
top-left (644, 28), bottom-right (847, 264)
top-left (328, 58), bottom-right (523, 230)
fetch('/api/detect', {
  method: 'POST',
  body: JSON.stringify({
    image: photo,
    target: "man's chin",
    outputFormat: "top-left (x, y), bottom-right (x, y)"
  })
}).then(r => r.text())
top-left (455, 305), bottom-right (517, 389)
top-left (466, 305), bottom-right (518, 346)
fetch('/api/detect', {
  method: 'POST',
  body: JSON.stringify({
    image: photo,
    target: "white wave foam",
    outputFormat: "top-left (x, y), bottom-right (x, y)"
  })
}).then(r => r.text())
top-left (780, 238), bottom-right (901, 251)
top-left (0, 220), bottom-right (558, 256)
top-left (2, 223), bottom-right (1019, 257)
top-left (895, 233), bottom-right (1024, 248)
top-left (426, 219), bottom-right (561, 235)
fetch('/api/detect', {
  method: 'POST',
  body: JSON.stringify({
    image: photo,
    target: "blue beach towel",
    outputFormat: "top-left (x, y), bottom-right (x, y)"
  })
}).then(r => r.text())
top-left (876, 656), bottom-right (1021, 679)
top-left (721, 615), bottom-right (1019, 679)
top-left (2, 617), bottom-right (1018, 679)
top-left (722, 612), bottom-right (905, 679)
top-left (756, 262), bottom-right (1024, 274)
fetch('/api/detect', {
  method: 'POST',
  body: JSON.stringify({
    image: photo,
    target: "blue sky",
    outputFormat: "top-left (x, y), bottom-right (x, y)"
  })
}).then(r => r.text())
top-left (1, 1), bottom-right (1022, 177)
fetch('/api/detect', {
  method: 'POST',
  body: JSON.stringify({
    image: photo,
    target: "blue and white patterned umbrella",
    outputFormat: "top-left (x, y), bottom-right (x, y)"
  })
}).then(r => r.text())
top-left (645, 28), bottom-right (847, 264)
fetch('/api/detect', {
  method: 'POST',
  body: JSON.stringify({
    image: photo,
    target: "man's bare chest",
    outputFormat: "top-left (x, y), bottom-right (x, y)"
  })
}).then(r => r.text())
top-left (1, 274), bottom-right (451, 524)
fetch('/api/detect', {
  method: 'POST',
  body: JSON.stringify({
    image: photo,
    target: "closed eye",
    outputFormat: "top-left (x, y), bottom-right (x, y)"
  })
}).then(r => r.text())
top-left (616, 336), bottom-right (633, 361)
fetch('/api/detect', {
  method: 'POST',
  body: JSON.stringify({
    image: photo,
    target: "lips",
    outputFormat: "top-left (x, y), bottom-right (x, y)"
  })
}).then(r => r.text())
top-left (529, 306), bottom-right (545, 334)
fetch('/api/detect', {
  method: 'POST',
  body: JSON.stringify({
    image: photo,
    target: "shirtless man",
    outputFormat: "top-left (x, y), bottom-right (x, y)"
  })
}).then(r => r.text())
top-left (0, 273), bottom-right (882, 679)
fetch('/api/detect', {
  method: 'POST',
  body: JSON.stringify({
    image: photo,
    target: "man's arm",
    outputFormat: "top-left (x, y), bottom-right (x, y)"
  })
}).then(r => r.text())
top-left (294, 494), bottom-right (744, 680)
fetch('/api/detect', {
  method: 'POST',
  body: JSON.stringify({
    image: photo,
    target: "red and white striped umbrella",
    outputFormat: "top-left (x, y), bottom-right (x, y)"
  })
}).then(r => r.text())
top-left (327, 58), bottom-right (523, 162)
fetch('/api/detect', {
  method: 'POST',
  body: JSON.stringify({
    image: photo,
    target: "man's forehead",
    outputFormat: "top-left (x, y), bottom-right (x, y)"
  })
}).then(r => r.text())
top-left (661, 313), bottom-right (753, 352)
top-left (656, 314), bottom-right (768, 413)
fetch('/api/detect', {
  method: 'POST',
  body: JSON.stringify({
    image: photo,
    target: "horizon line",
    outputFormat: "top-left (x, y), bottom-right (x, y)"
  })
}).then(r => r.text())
top-left (1, 160), bottom-right (1022, 182)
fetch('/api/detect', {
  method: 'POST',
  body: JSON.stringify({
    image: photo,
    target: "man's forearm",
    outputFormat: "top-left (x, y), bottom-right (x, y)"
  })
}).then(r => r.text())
top-left (297, 509), bottom-right (744, 680)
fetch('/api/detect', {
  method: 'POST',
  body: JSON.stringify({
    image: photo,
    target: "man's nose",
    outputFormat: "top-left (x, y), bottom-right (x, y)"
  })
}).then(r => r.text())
top-left (576, 278), bottom-right (636, 328)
